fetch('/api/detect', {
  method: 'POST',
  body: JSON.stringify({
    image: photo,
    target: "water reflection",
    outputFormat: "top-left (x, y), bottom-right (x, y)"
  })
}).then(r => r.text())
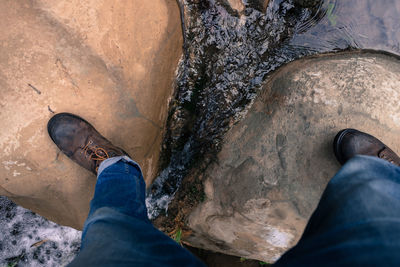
top-left (291, 0), bottom-right (400, 54)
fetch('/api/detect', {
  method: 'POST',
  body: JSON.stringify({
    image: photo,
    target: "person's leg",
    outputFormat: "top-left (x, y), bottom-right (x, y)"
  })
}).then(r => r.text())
top-left (275, 155), bottom-right (400, 266)
top-left (68, 157), bottom-right (204, 267)
top-left (47, 113), bottom-right (204, 267)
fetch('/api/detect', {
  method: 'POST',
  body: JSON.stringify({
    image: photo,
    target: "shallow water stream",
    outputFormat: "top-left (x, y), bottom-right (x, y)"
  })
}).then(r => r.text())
top-left (146, 0), bottom-right (400, 218)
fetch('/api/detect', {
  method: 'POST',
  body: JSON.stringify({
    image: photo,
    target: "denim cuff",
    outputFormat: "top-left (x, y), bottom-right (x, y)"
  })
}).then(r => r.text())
top-left (97, 156), bottom-right (142, 177)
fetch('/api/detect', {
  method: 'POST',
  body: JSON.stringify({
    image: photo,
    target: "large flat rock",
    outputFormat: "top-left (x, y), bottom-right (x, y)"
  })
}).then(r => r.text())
top-left (0, 0), bottom-right (182, 229)
top-left (185, 51), bottom-right (400, 262)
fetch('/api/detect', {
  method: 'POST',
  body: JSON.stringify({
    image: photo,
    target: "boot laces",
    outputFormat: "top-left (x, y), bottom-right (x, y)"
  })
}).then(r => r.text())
top-left (379, 153), bottom-right (395, 164)
top-left (81, 140), bottom-right (109, 171)
top-left (379, 148), bottom-right (396, 164)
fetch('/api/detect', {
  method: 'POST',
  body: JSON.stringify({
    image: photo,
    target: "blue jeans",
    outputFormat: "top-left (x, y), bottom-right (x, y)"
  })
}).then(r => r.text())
top-left (69, 154), bottom-right (400, 266)
top-left (68, 157), bottom-right (205, 267)
top-left (275, 155), bottom-right (400, 266)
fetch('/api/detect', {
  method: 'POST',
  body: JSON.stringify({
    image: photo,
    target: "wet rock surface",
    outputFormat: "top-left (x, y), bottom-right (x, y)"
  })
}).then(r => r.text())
top-left (148, 0), bottom-right (311, 219)
top-left (147, 0), bottom-right (400, 219)
top-left (184, 51), bottom-right (400, 262)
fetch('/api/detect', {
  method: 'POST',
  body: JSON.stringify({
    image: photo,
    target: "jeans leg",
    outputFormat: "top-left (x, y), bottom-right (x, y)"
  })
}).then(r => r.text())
top-left (275, 155), bottom-right (400, 266)
top-left (68, 158), bottom-right (205, 267)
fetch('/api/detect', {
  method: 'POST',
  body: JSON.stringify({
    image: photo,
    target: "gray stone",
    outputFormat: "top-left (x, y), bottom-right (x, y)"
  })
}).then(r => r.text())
top-left (184, 51), bottom-right (400, 262)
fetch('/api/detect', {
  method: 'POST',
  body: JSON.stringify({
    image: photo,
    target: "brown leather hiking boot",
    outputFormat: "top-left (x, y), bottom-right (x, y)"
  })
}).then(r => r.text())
top-left (48, 113), bottom-right (129, 174)
top-left (333, 129), bottom-right (400, 166)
